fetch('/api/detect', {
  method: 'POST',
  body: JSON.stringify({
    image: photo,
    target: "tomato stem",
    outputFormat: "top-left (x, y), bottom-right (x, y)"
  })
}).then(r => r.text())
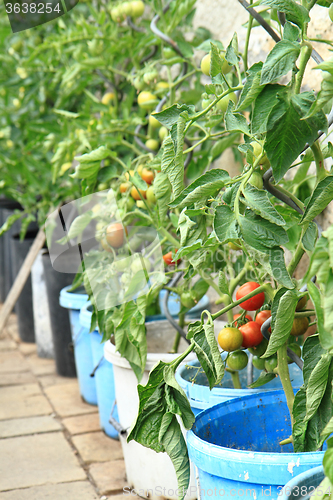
top-left (277, 343), bottom-right (295, 433)
top-left (294, 42), bottom-right (312, 94)
top-left (212, 284), bottom-right (268, 320)
top-left (311, 141), bottom-right (327, 184)
top-left (230, 370), bottom-right (242, 389)
top-left (171, 312), bottom-right (184, 354)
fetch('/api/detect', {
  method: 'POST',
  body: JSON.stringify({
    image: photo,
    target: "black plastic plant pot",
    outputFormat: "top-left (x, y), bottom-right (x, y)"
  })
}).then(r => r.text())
top-left (2, 208), bottom-right (23, 299)
top-left (10, 231), bottom-right (39, 343)
top-left (41, 251), bottom-right (77, 377)
top-left (0, 209), bottom-right (5, 303)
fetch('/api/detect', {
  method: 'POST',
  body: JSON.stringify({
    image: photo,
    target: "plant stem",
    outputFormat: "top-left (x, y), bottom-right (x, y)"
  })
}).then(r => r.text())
top-left (294, 42), bottom-right (312, 94)
top-left (212, 284), bottom-right (268, 320)
top-left (294, 309), bottom-right (316, 317)
top-left (171, 342), bottom-right (194, 370)
top-left (311, 141), bottom-right (327, 184)
top-left (243, 0), bottom-right (253, 73)
top-left (230, 370), bottom-right (242, 389)
top-left (171, 312), bottom-right (184, 354)
top-left (287, 232), bottom-right (306, 276)
top-left (158, 226), bottom-right (180, 248)
top-left (277, 343), bottom-right (295, 430)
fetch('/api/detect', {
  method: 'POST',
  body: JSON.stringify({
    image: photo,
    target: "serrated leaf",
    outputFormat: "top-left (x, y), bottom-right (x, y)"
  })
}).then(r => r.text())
top-left (66, 211), bottom-right (92, 240)
top-left (302, 222), bottom-right (318, 252)
top-left (242, 184), bottom-right (286, 226)
top-left (306, 75), bottom-right (333, 119)
top-left (169, 169), bottom-right (230, 209)
top-left (283, 21), bottom-right (300, 42)
top-left (260, 0), bottom-right (310, 28)
top-left (152, 104), bottom-right (194, 129)
top-left (263, 289), bottom-right (299, 357)
top-left (301, 176), bottom-right (333, 223)
top-left (214, 205), bottom-right (239, 243)
top-left (236, 62), bottom-right (264, 112)
top-left (225, 33), bottom-right (238, 67)
top-left (252, 84), bottom-right (286, 135)
top-left (225, 102), bottom-right (250, 135)
top-left (154, 172), bottom-right (172, 221)
top-left (269, 247), bottom-right (294, 289)
top-left (266, 93), bottom-right (327, 182)
top-left (305, 353), bottom-right (332, 422)
top-left (239, 212), bottom-right (289, 250)
top-left (161, 136), bottom-right (184, 200)
top-left (74, 145), bottom-right (112, 163)
top-left (260, 40), bottom-right (300, 85)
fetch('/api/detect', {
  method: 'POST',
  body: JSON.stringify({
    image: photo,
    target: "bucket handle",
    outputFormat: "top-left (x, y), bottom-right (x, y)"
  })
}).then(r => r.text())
top-left (68, 327), bottom-right (85, 352)
top-left (90, 355), bottom-right (104, 377)
top-left (109, 400), bottom-right (128, 436)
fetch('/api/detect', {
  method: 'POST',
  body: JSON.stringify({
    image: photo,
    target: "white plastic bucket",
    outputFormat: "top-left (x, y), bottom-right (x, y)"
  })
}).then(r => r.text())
top-left (104, 320), bottom-right (201, 500)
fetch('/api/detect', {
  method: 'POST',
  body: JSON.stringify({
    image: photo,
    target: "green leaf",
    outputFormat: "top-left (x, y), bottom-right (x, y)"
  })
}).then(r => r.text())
top-left (0, 211), bottom-right (23, 237)
top-left (239, 212), bottom-right (289, 250)
top-left (305, 353), bottom-right (332, 421)
top-left (260, 0), bottom-right (310, 28)
top-left (252, 84), bottom-right (286, 135)
top-left (225, 33), bottom-right (238, 67)
top-left (305, 75), bottom-right (333, 119)
top-left (74, 145), bottom-right (112, 163)
top-left (214, 205), bottom-right (239, 243)
top-left (70, 161), bottom-right (100, 180)
top-left (266, 93), bottom-right (327, 182)
top-left (218, 270), bottom-right (230, 296)
top-left (154, 172), bottom-right (172, 220)
top-left (169, 169), bottom-right (230, 209)
top-left (53, 109), bottom-right (80, 118)
top-left (225, 103), bottom-right (250, 135)
top-left (260, 40), bottom-right (300, 85)
top-left (263, 289), bottom-right (299, 357)
top-left (248, 371), bottom-right (276, 388)
top-left (242, 184), bottom-right (286, 226)
top-left (301, 176), bottom-right (333, 223)
top-left (209, 134), bottom-right (240, 161)
top-left (188, 321), bottom-right (224, 390)
top-left (236, 62), bottom-right (264, 112)
top-left (302, 222), bottom-right (318, 252)
top-left (308, 281), bottom-right (333, 351)
top-left (161, 136), bottom-right (184, 201)
top-left (283, 21), bottom-right (300, 42)
top-left (65, 211), bottom-right (92, 240)
top-left (268, 247), bottom-right (294, 289)
top-left (324, 446), bottom-right (333, 485)
top-left (153, 104), bottom-right (194, 129)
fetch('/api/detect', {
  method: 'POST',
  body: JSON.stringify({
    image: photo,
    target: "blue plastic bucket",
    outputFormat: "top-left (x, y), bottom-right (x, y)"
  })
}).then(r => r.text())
top-left (176, 358), bottom-right (304, 415)
top-left (79, 302), bottom-right (119, 440)
top-left (145, 291), bottom-right (210, 322)
top-left (59, 286), bottom-right (97, 405)
top-left (187, 391), bottom-right (325, 499)
top-left (279, 465), bottom-right (324, 499)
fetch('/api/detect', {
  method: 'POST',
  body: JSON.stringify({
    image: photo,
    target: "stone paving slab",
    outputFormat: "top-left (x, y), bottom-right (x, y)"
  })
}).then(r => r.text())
top-left (0, 371), bottom-right (36, 387)
top-left (38, 373), bottom-right (77, 388)
top-left (0, 351), bottom-right (30, 373)
top-left (26, 353), bottom-right (56, 376)
top-left (0, 481), bottom-right (99, 500)
top-left (0, 416), bottom-right (62, 438)
top-left (89, 460), bottom-right (128, 495)
top-left (44, 382), bottom-right (97, 417)
top-left (18, 343), bottom-right (37, 356)
top-left (0, 384), bottom-right (52, 420)
top-left (72, 432), bottom-right (123, 464)
top-left (62, 412), bottom-right (100, 435)
top-left (0, 340), bottom-right (16, 351)
top-left (0, 432), bottom-right (86, 491)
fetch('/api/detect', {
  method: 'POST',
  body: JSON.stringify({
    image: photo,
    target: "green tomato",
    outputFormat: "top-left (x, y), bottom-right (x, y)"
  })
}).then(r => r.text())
top-left (249, 172), bottom-right (263, 190)
top-left (145, 139), bottom-right (159, 151)
top-left (227, 350), bottom-right (248, 371)
top-left (329, 3), bottom-right (333, 22)
top-left (121, 1), bottom-right (132, 16)
top-left (287, 343), bottom-right (302, 364)
top-left (126, 196), bottom-right (135, 210)
top-left (149, 114), bottom-right (160, 129)
top-left (143, 69), bottom-right (159, 85)
top-left (264, 355), bottom-right (278, 373)
top-left (97, 182), bottom-right (109, 191)
top-left (137, 91), bottom-right (158, 110)
top-left (131, 256), bottom-right (151, 274)
top-left (163, 47), bottom-right (175, 59)
top-left (200, 54), bottom-right (211, 76)
top-left (248, 338), bottom-right (268, 357)
top-left (134, 76), bottom-right (145, 91)
top-left (159, 126), bottom-right (168, 141)
top-left (130, 0), bottom-right (145, 18)
top-left (146, 186), bottom-right (157, 205)
top-left (252, 356), bottom-right (265, 370)
top-left (180, 291), bottom-right (197, 309)
top-left (216, 92), bottom-right (237, 113)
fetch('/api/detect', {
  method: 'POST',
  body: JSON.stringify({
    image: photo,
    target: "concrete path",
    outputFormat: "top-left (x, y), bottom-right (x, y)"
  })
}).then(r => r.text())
top-left (0, 309), bottom-right (131, 500)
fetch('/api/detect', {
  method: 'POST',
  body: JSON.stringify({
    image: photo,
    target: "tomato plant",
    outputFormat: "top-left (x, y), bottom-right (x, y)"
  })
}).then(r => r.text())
top-left (227, 350), bottom-right (248, 371)
top-left (255, 310), bottom-right (271, 327)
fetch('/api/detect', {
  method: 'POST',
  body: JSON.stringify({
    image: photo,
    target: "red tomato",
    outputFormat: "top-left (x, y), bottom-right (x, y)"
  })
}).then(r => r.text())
top-left (163, 250), bottom-right (180, 266)
top-left (235, 282), bottom-right (265, 311)
top-left (233, 313), bottom-right (252, 327)
top-left (255, 310), bottom-right (271, 327)
top-left (239, 321), bottom-right (263, 348)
